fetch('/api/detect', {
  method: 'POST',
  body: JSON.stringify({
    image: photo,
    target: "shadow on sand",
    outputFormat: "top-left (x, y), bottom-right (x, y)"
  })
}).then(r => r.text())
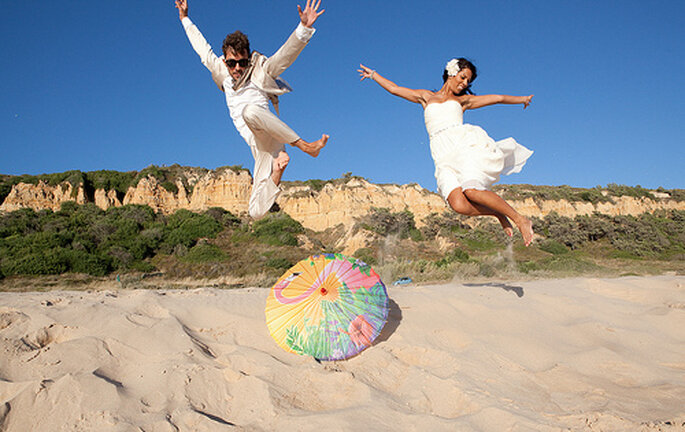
top-left (464, 282), bottom-right (525, 298)
top-left (375, 298), bottom-right (402, 345)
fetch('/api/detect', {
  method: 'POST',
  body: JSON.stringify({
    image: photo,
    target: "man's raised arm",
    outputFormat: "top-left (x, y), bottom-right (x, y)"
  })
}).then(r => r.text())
top-left (175, 0), bottom-right (228, 91)
top-left (262, 0), bottom-right (325, 79)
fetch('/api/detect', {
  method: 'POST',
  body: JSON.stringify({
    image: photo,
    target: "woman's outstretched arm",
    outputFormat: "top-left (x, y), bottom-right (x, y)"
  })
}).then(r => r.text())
top-left (358, 64), bottom-right (432, 105)
top-left (460, 94), bottom-right (533, 110)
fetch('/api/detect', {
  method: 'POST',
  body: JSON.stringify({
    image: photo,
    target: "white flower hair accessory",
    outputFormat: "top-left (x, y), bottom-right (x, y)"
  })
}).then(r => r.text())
top-left (445, 58), bottom-right (461, 77)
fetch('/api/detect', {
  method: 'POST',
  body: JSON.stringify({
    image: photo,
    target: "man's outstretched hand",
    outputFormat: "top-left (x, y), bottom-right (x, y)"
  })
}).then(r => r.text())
top-left (175, 0), bottom-right (188, 20)
top-left (298, 0), bottom-right (324, 28)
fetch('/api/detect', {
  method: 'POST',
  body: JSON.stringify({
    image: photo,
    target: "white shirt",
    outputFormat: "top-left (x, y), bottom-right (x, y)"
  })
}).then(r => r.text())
top-left (181, 17), bottom-right (315, 144)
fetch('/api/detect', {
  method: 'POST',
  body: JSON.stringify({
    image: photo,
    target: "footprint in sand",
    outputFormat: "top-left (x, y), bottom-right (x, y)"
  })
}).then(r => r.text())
top-left (40, 298), bottom-right (66, 307)
top-left (126, 302), bottom-right (171, 328)
top-left (0, 311), bottom-right (29, 331)
top-left (21, 324), bottom-right (74, 350)
top-left (140, 391), bottom-right (167, 413)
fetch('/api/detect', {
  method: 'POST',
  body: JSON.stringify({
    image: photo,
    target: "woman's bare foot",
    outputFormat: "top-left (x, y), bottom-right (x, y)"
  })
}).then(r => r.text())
top-left (291, 134), bottom-right (329, 157)
top-left (515, 217), bottom-right (534, 246)
top-left (496, 214), bottom-right (514, 238)
top-left (271, 151), bottom-right (290, 185)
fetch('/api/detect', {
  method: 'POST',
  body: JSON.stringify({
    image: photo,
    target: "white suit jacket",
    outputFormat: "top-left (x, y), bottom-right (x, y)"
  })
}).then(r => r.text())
top-left (181, 18), bottom-right (313, 112)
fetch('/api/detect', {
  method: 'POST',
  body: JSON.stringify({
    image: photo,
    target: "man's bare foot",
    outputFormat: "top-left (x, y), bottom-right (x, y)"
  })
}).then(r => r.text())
top-left (496, 214), bottom-right (514, 238)
top-left (271, 151), bottom-right (290, 185)
top-left (291, 134), bottom-right (329, 157)
top-left (515, 217), bottom-right (534, 246)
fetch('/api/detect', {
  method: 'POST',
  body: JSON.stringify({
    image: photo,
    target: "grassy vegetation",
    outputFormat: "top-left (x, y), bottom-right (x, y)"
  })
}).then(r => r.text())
top-left (351, 207), bottom-right (684, 284)
top-left (494, 183), bottom-right (685, 204)
top-left (0, 201), bottom-right (682, 289)
top-left (494, 184), bottom-right (612, 205)
top-left (0, 203), bottom-right (227, 278)
top-left (355, 207), bottom-right (423, 241)
top-left (0, 171), bottom-right (683, 289)
top-left (0, 203), bottom-right (320, 288)
top-left (282, 172), bottom-right (369, 195)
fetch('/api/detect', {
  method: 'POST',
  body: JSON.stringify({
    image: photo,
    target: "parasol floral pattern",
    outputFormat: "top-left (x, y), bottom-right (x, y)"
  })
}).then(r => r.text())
top-left (265, 253), bottom-right (389, 360)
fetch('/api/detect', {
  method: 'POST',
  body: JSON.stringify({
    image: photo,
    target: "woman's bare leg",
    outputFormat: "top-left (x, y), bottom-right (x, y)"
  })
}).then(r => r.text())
top-left (447, 188), bottom-right (514, 237)
top-left (462, 189), bottom-right (534, 246)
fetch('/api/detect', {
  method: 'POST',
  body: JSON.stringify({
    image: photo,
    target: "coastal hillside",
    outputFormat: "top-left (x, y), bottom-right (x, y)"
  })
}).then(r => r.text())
top-left (1, 166), bottom-right (683, 287)
top-left (1, 165), bottom-right (683, 229)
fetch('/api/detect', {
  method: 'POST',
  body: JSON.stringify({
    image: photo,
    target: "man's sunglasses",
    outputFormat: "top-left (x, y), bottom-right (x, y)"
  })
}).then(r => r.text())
top-left (224, 58), bottom-right (249, 68)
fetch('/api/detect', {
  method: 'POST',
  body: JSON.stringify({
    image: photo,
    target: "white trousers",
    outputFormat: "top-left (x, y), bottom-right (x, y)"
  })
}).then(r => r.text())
top-left (242, 104), bottom-right (300, 219)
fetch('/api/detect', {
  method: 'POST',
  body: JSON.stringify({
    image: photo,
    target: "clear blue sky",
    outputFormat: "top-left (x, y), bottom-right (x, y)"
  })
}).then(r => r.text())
top-left (1, 0), bottom-right (684, 190)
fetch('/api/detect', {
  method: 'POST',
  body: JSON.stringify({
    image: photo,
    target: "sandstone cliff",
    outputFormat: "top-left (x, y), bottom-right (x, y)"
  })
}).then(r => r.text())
top-left (1, 167), bottom-right (683, 234)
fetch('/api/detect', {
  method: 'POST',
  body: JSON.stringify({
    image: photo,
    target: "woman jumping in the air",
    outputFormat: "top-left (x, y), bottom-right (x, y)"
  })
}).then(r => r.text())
top-left (358, 59), bottom-right (535, 246)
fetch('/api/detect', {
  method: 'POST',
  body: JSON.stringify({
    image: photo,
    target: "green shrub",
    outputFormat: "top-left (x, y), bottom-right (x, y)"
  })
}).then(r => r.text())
top-left (160, 181), bottom-right (179, 194)
top-left (358, 208), bottom-right (419, 239)
top-left (0, 207), bottom-right (40, 237)
top-left (539, 255), bottom-right (600, 273)
top-left (436, 248), bottom-right (470, 267)
top-left (62, 249), bottom-right (112, 276)
top-left (666, 189), bottom-right (685, 201)
top-left (537, 212), bottom-right (586, 249)
top-left (216, 165), bottom-right (247, 174)
top-left (607, 214), bottom-right (671, 257)
top-left (495, 184), bottom-right (612, 204)
top-left (610, 250), bottom-right (643, 260)
top-left (164, 209), bottom-right (222, 248)
top-left (129, 260), bottom-right (156, 272)
top-left (458, 229), bottom-right (501, 251)
top-left (83, 170), bottom-right (136, 196)
top-left (421, 211), bottom-right (469, 239)
top-left (538, 239), bottom-right (569, 255)
top-left (107, 246), bottom-right (135, 268)
top-left (606, 183), bottom-right (655, 200)
top-left (303, 179), bottom-right (328, 192)
top-left (181, 243), bottom-right (229, 263)
top-left (575, 214), bottom-right (613, 241)
top-left (106, 205), bottom-right (156, 225)
top-left (2, 250), bottom-right (69, 275)
top-left (265, 257), bottom-right (293, 269)
top-left (0, 203), bottom-right (230, 276)
top-left (353, 248), bottom-right (377, 265)
top-left (252, 213), bottom-right (304, 246)
top-left (578, 188), bottom-right (606, 203)
top-left (58, 201), bottom-right (80, 215)
top-left (204, 207), bottom-right (241, 227)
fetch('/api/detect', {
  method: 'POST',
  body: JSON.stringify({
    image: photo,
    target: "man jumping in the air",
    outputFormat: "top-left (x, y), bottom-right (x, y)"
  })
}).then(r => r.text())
top-left (175, 0), bottom-right (328, 218)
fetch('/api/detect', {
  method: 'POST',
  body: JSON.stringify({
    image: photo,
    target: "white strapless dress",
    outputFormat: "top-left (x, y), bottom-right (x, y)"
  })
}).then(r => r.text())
top-left (424, 100), bottom-right (533, 200)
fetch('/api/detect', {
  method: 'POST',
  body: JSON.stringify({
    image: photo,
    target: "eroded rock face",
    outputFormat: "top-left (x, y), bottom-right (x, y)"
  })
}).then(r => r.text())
top-left (0, 181), bottom-right (87, 212)
top-left (188, 169), bottom-right (252, 215)
top-left (1, 169), bottom-right (683, 228)
top-left (119, 168), bottom-right (253, 215)
top-left (94, 189), bottom-right (122, 210)
top-left (122, 177), bottom-right (190, 214)
top-left (278, 179), bottom-right (447, 231)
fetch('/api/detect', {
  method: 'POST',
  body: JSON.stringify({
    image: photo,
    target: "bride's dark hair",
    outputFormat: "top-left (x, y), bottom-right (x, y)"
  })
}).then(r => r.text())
top-left (443, 57), bottom-right (477, 95)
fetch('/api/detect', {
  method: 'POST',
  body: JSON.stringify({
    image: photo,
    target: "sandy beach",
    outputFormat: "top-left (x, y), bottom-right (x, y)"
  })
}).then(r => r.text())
top-left (1, 275), bottom-right (684, 431)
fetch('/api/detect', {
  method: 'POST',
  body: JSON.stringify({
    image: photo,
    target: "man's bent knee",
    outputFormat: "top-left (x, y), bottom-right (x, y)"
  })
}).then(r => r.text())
top-left (248, 205), bottom-right (268, 220)
top-left (242, 104), bottom-right (264, 129)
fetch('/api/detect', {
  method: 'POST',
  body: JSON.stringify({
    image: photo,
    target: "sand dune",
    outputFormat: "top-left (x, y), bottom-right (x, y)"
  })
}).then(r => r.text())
top-left (1, 276), bottom-right (684, 431)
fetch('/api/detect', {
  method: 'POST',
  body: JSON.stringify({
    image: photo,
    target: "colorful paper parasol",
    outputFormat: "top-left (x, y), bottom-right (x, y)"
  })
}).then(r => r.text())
top-left (265, 253), bottom-right (389, 360)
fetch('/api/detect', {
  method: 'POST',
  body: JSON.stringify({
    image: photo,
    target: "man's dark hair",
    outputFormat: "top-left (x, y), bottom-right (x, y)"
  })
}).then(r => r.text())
top-left (222, 30), bottom-right (250, 57)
